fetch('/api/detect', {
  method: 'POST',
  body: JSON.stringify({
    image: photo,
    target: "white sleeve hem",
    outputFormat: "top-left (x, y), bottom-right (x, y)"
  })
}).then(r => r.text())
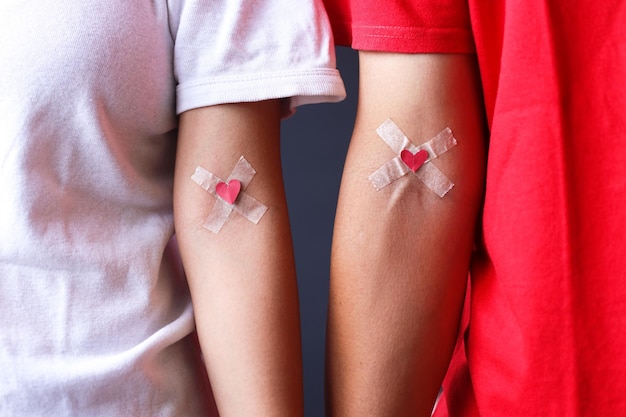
top-left (176, 68), bottom-right (346, 115)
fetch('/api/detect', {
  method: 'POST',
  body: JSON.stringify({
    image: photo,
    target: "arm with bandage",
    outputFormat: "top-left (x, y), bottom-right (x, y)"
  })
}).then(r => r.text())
top-left (173, 101), bottom-right (304, 417)
top-left (326, 53), bottom-right (487, 416)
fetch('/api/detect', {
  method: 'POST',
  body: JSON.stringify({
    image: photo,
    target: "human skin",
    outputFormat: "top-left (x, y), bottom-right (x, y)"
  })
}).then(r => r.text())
top-left (174, 100), bottom-right (304, 417)
top-left (326, 52), bottom-right (487, 417)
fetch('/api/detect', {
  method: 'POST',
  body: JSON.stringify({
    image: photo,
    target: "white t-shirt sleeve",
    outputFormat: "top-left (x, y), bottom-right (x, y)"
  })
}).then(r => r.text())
top-left (169, 0), bottom-right (346, 114)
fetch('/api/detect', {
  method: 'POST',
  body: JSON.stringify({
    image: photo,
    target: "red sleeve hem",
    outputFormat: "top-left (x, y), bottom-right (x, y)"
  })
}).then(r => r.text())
top-left (351, 25), bottom-right (475, 53)
top-left (330, 21), bottom-right (475, 54)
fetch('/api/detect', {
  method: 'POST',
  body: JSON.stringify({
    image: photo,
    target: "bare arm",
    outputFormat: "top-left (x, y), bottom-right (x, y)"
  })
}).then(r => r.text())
top-left (326, 52), bottom-right (486, 417)
top-left (173, 101), bottom-right (303, 417)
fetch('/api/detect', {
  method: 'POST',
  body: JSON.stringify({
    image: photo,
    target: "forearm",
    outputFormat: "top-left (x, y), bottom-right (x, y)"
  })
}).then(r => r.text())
top-left (174, 101), bottom-right (303, 417)
top-left (326, 52), bottom-right (486, 416)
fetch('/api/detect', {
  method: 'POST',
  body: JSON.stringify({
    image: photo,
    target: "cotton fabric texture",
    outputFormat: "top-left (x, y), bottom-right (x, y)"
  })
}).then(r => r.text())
top-left (0, 1), bottom-right (345, 415)
top-left (324, 0), bottom-right (626, 415)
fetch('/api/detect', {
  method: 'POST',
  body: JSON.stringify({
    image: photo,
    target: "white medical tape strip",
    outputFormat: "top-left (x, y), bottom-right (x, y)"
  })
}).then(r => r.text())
top-left (228, 156), bottom-right (256, 187)
top-left (191, 166), bottom-right (221, 193)
top-left (415, 162), bottom-right (455, 198)
top-left (201, 198), bottom-right (234, 233)
top-left (369, 119), bottom-right (457, 197)
top-left (191, 156), bottom-right (268, 233)
top-left (369, 157), bottom-right (410, 190)
top-left (375, 118), bottom-right (415, 154)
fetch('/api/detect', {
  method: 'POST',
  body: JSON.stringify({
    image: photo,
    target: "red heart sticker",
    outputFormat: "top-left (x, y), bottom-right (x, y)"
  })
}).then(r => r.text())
top-left (400, 149), bottom-right (429, 172)
top-left (215, 179), bottom-right (241, 204)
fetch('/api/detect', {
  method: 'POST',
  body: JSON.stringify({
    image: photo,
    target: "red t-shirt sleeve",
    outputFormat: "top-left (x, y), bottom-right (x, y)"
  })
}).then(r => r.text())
top-left (323, 0), bottom-right (474, 53)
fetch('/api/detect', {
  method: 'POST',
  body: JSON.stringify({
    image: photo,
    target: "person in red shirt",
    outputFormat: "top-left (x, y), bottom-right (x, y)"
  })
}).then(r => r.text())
top-left (323, 1), bottom-right (626, 416)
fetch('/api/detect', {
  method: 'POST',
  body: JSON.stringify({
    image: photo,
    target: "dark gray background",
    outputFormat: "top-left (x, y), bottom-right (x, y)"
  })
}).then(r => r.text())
top-left (281, 47), bottom-right (359, 417)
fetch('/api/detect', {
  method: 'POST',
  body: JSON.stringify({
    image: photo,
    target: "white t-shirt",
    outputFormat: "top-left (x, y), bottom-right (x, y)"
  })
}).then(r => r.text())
top-left (0, 1), bottom-right (345, 415)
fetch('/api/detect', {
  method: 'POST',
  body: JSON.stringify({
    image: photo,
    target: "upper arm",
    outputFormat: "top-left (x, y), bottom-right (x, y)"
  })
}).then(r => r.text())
top-left (333, 51), bottom-right (487, 272)
top-left (172, 100), bottom-right (291, 304)
top-left (172, 101), bottom-right (305, 416)
top-left (174, 101), bottom-right (281, 231)
top-left (327, 52), bottom-right (487, 416)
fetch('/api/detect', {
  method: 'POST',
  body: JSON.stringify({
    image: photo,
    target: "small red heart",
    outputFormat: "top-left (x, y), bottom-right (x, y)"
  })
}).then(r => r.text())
top-left (400, 149), bottom-right (429, 172)
top-left (215, 179), bottom-right (241, 204)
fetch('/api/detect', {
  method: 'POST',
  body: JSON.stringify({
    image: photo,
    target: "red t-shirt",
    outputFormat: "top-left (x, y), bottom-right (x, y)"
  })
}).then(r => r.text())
top-left (324, 0), bottom-right (626, 415)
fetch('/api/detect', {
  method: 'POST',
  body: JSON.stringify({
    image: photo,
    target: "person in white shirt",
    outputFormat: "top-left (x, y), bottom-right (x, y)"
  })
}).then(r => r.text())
top-left (0, 1), bottom-right (345, 415)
